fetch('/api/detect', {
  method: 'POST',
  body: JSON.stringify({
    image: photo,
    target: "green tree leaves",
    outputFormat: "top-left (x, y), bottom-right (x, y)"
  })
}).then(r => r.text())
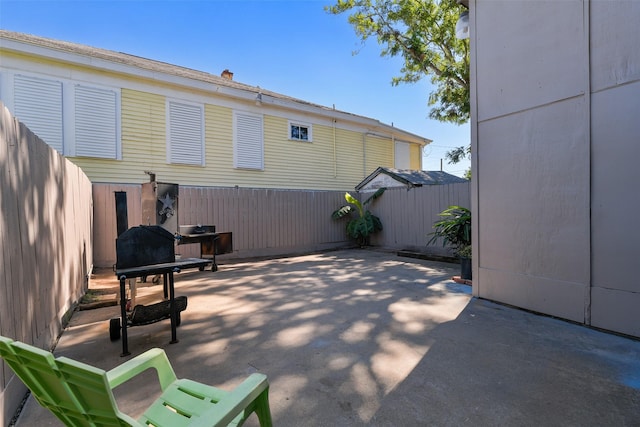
top-left (326, 0), bottom-right (469, 124)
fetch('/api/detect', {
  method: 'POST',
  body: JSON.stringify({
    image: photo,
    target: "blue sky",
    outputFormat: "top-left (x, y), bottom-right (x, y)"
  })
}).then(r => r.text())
top-left (0, 0), bottom-right (470, 177)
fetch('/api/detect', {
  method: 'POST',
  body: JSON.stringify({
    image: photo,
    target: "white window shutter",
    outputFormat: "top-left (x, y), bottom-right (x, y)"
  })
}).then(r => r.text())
top-left (394, 141), bottom-right (411, 169)
top-left (75, 85), bottom-right (118, 159)
top-left (168, 101), bottom-right (204, 165)
top-left (234, 112), bottom-right (263, 170)
top-left (13, 74), bottom-right (64, 153)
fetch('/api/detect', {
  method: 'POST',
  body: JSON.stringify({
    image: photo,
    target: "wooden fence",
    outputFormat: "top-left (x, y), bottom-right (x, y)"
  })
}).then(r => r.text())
top-left (92, 185), bottom-right (351, 267)
top-left (92, 182), bottom-right (471, 268)
top-left (0, 105), bottom-right (93, 425)
top-left (371, 184), bottom-right (471, 255)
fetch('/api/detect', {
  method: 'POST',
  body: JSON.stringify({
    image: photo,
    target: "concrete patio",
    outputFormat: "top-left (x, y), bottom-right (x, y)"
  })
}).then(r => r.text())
top-left (13, 249), bottom-right (640, 426)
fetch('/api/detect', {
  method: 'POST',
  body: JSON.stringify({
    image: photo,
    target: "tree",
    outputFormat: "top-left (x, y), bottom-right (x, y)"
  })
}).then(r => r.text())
top-left (327, 0), bottom-right (471, 175)
top-left (445, 144), bottom-right (471, 179)
top-left (326, 0), bottom-right (469, 125)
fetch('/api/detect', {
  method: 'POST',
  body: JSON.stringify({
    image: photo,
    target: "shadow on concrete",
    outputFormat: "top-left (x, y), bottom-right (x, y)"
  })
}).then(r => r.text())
top-left (371, 298), bottom-right (640, 426)
top-left (15, 250), bottom-right (640, 426)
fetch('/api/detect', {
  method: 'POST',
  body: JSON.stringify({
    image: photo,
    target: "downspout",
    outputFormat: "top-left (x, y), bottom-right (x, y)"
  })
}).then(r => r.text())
top-left (392, 134), bottom-right (395, 168)
top-left (362, 133), bottom-right (367, 177)
top-left (333, 119), bottom-right (337, 178)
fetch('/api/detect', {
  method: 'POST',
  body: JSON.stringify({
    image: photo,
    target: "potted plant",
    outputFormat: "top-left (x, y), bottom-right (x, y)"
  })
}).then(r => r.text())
top-left (427, 205), bottom-right (472, 280)
top-left (332, 188), bottom-right (385, 247)
top-left (456, 244), bottom-right (472, 281)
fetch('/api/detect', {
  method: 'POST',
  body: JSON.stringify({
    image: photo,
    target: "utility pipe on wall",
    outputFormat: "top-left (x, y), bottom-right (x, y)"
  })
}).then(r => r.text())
top-left (391, 137), bottom-right (396, 168)
top-left (333, 119), bottom-right (337, 178)
top-left (362, 133), bottom-right (367, 177)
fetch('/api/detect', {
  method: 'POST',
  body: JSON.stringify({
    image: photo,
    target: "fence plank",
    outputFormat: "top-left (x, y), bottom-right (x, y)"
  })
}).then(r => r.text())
top-left (371, 184), bottom-right (471, 254)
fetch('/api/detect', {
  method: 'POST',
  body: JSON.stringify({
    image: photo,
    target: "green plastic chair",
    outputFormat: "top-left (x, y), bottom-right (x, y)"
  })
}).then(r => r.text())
top-left (0, 336), bottom-right (272, 426)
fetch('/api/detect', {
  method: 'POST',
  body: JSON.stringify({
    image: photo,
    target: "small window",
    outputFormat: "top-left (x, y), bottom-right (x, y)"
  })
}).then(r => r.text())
top-left (288, 121), bottom-right (312, 142)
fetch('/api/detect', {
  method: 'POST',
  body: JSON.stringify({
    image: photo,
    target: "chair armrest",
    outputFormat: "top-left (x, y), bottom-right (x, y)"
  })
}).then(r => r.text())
top-left (106, 348), bottom-right (177, 390)
top-left (190, 373), bottom-right (270, 427)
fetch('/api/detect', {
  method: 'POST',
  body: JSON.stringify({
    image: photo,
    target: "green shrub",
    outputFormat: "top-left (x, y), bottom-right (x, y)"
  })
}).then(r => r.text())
top-left (332, 188), bottom-right (385, 246)
top-left (427, 205), bottom-right (471, 256)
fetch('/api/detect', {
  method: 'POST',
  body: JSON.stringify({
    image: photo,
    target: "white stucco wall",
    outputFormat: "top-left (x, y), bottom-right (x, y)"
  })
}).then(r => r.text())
top-left (589, 2), bottom-right (640, 336)
top-left (471, 0), bottom-right (640, 337)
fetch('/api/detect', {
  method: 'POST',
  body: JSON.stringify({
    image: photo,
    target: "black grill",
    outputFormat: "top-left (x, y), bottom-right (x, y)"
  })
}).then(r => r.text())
top-left (112, 225), bottom-right (210, 356)
top-left (116, 225), bottom-right (175, 269)
top-left (176, 225), bottom-right (233, 272)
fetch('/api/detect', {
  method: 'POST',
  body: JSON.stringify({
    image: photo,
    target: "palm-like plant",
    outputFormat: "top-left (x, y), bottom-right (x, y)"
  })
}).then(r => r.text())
top-left (332, 188), bottom-right (386, 246)
top-left (427, 205), bottom-right (471, 256)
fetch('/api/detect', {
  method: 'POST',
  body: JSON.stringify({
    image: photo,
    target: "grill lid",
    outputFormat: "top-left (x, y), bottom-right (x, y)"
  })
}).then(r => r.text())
top-left (116, 225), bottom-right (175, 269)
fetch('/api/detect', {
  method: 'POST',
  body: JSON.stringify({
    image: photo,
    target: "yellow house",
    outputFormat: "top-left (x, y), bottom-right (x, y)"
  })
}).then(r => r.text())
top-left (0, 30), bottom-right (431, 191)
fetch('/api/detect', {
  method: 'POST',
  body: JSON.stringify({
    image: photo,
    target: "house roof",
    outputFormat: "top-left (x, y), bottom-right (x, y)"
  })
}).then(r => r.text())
top-left (355, 167), bottom-right (468, 191)
top-left (0, 30), bottom-right (432, 147)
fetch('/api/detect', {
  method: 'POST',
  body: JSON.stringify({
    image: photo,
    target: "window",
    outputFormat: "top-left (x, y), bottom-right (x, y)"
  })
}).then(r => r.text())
top-left (288, 120), bottom-right (312, 142)
top-left (394, 141), bottom-right (411, 169)
top-left (234, 111), bottom-right (264, 170)
top-left (6, 73), bottom-right (121, 159)
top-left (13, 74), bottom-right (64, 153)
top-left (167, 100), bottom-right (204, 166)
top-left (75, 85), bottom-right (119, 159)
